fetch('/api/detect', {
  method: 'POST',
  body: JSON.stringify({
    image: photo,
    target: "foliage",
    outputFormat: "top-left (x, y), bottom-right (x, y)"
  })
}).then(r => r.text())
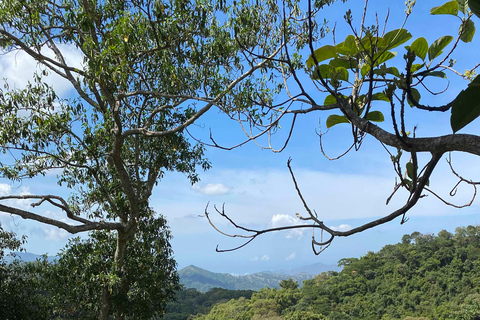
top-left (42, 215), bottom-right (178, 319)
top-left (161, 287), bottom-right (255, 320)
top-left (0, 0), bottom-right (296, 317)
top-left (0, 223), bottom-right (50, 319)
top-left (194, 226), bottom-right (480, 320)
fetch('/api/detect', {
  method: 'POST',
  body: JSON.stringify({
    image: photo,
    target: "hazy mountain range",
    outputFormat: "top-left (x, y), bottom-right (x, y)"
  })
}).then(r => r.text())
top-left (9, 252), bottom-right (340, 292)
top-left (179, 263), bottom-right (340, 292)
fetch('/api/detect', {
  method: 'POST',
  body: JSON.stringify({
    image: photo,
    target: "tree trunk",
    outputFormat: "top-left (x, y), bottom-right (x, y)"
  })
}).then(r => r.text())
top-left (98, 229), bottom-right (129, 320)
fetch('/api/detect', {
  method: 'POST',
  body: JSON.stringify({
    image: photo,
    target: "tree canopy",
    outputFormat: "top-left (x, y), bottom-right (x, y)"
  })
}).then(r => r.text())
top-left (0, 0), bottom-right (296, 317)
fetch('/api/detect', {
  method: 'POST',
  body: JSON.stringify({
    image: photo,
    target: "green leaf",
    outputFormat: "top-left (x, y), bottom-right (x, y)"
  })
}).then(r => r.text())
top-left (326, 114), bottom-right (350, 128)
top-left (373, 51), bottom-right (397, 66)
top-left (372, 92), bottom-right (390, 102)
top-left (470, 0), bottom-right (480, 18)
top-left (460, 19), bottom-right (475, 43)
top-left (365, 111), bottom-right (384, 122)
top-left (335, 35), bottom-right (358, 56)
top-left (361, 65), bottom-right (371, 78)
top-left (374, 66), bottom-right (400, 77)
top-left (430, 0), bottom-right (459, 15)
top-left (415, 70), bottom-right (447, 78)
top-left (324, 94), bottom-right (337, 105)
top-left (408, 88), bottom-right (421, 107)
top-left (451, 75), bottom-right (480, 132)
top-left (428, 36), bottom-right (453, 61)
top-left (411, 63), bottom-right (425, 73)
top-left (409, 37), bottom-right (429, 60)
top-left (383, 29), bottom-right (413, 49)
top-left (406, 162), bottom-right (414, 179)
top-left (329, 57), bottom-right (356, 69)
top-left (312, 65), bottom-right (349, 81)
top-left (306, 45), bottom-right (338, 68)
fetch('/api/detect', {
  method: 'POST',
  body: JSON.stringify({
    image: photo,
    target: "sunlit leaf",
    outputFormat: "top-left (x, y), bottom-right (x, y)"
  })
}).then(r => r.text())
top-left (335, 35), bottom-right (358, 56)
top-left (460, 19), bottom-right (475, 43)
top-left (457, 0), bottom-right (468, 13)
top-left (451, 75), bottom-right (480, 132)
top-left (372, 92), bottom-right (390, 102)
top-left (383, 29), bottom-right (413, 49)
top-left (408, 37), bottom-right (428, 60)
top-left (428, 36), bottom-right (453, 61)
top-left (312, 65), bottom-right (349, 81)
top-left (306, 45), bottom-right (338, 68)
top-left (324, 94), bottom-right (337, 105)
top-left (326, 114), bottom-right (350, 128)
top-left (430, 0), bottom-right (459, 15)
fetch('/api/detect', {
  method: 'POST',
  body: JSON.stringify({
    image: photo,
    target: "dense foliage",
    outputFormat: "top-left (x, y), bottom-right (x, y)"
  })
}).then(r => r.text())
top-left (0, 223), bottom-right (50, 319)
top-left (193, 226), bottom-right (480, 320)
top-left (161, 287), bottom-right (255, 320)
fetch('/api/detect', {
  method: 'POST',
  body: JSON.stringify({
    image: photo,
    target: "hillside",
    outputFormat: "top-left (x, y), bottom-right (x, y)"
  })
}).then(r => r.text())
top-left (191, 226), bottom-right (480, 320)
top-left (178, 265), bottom-right (317, 292)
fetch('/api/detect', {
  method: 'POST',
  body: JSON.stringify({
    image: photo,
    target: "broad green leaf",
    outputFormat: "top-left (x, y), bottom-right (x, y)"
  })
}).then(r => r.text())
top-left (372, 92), bottom-right (390, 102)
top-left (383, 29), bottom-right (413, 49)
top-left (361, 65), bottom-right (371, 78)
top-left (324, 94), bottom-right (337, 105)
top-left (411, 63), bottom-right (425, 73)
top-left (373, 51), bottom-right (397, 66)
top-left (374, 66), bottom-right (400, 77)
top-left (365, 111), bottom-right (384, 122)
top-left (326, 114), bottom-right (350, 128)
top-left (306, 45), bottom-right (337, 68)
top-left (409, 37), bottom-right (429, 60)
top-left (451, 75), bottom-right (480, 132)
top-left (336, 35), bottom-right (358, 56)
top-left (430, 0), bottom-right (459, 15)
top-left (408, 88), bottom-right (421, 107)
top-left (428, 36), bottom-right (453, 61)
top-left (471, 0), bottom-right (480, 18)
top-left (460, 19), bottom-right (475, 43)
top-left (406, 162), bottom-right (414, 179)
top-left (329, 57), bottom-right (356, 69)
top-left (312, 65), bottom-right (349, 81)
top-left (415, 70), bottom-right (447, 78)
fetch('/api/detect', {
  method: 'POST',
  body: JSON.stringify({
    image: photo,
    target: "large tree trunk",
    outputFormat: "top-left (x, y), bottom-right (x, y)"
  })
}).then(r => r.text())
top-left (98, 229), bottom-right (129, 320)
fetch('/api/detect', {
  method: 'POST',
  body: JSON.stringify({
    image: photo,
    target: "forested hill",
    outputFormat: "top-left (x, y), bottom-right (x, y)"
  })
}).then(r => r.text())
top-left (188, 226), bottom-right (480, 320)
top-left (178, 265), bottom-right (317, 292)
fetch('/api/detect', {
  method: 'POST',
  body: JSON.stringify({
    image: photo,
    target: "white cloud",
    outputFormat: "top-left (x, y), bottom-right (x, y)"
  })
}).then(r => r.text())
top-left (330, 224), bottom-right (353, 232)
top-left (0, 43), bottom-right (84, 98)
top-left (192, 183), bottom-right (231, 195)
top-left (261, 254), bottom-right (270, 261)
top-left (44, 227), bottom-right (70, 241)
top-left (0, 184), bottom-right (12, 196)
top-left (270, 214), bottom-right (305, 239)
top-left (285, 252), bottom-right (296, 261)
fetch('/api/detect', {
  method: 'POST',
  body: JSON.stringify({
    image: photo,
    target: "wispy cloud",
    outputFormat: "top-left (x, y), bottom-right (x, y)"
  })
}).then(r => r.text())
top-left (285, 252), bottom-right (296, 260)
top-left (192, 183), bottom-right (231, 195)
top-left (270, 214), bottom-right (305, 239)
top-left (330, 224), bottom-right (353, 232)
top-left (261, 254), bottom-right (270, 261)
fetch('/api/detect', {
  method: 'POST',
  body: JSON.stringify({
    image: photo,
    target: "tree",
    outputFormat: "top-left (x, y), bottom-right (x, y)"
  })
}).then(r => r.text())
top-left (0, 223), bottom-right (50, 319)
top-left (204, 0), bottom-right (480, 254)
top-left (0, 0), bottom-right (293, 318)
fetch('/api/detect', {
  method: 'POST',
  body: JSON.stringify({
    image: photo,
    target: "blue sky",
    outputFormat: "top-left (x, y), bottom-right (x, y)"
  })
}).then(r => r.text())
top-left (1, 0), bottom-right (480, 275)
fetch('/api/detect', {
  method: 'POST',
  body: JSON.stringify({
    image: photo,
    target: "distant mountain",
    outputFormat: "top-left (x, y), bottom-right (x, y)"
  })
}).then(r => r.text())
top-left (6, 252), bottom-right (56, 263)
top-left (179, 265), bottom-right (318, 292)
top-left (273, 262), bottom-right (341, 275)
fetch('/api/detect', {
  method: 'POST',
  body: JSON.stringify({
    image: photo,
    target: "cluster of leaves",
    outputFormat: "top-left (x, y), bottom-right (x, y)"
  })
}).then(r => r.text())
top-left (191, 226), bottom-right (480, 320)
top-left (307, 0), bottom-right (479, 132)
